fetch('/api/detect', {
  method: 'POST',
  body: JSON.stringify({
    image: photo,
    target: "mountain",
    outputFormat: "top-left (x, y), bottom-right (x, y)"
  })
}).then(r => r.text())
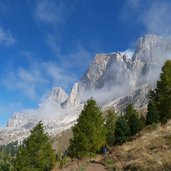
top-left (1, 34), bottom-right (171, 144)
top-left (44, 87), bottom-right (68, 105)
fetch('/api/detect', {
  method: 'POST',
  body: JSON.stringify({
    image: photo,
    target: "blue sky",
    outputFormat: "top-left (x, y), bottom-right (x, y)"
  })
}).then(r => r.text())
top-left (0, 0), bottom-right (171, 126)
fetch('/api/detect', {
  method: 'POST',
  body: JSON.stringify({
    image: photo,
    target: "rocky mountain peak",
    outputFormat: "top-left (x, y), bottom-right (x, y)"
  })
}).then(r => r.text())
top-left (46, 87), bottom-right (68, 104)
top-left (133, 34), bottom-right (171, 63)
top-left (6, 113), bottom-right (23, 128)
top-left (62, 82), bottom-right (80, 108)
top-left (84, 54), bottom-right (111, 83)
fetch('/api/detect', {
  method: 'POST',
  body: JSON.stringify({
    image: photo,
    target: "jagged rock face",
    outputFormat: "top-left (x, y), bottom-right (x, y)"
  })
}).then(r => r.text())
top-left (80, 54), bottom-right (111, 88)
top-left (42, 87), bottom-right (68, 105)
top-left (95, 53), bottom-right (135, 89)
top-left (80, 34), bottom-right (171, 104)
top-left (7, 113), bottom-right (23, 128)
top-left (133, 34), bottom-right (171, 63)
top-left (133, 35), bottom-right (171, 86)
top-left (62, 82), bottom-right (80, 108)
top-left (79, 53), bottom-right (137, 104)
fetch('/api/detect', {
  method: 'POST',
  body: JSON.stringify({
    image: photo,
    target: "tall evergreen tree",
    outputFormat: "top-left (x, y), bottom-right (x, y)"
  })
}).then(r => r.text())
top-left (115, 115), bottom-right (130, 144)
top-left (125, 104), bottom-right (140, 136)
top-left (146, 100), bottom-right (159, 125)
top-left (105, 110), bottom-right (116, 146)
top-left (14, 122), bottom-right (55, 171)
top-left (68, 99), bottom-right (106, 158)
top-left (149, 60), bottom-right (171, 122)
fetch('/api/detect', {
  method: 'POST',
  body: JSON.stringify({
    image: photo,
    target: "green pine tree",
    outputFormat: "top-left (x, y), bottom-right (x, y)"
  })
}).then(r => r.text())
top-left (14, 121), bottom-right (55, 171)
top-left (125, 104), bottom-right (141, 136)
top-left (68, 99), bottom-right (106, 158)
top-left (105, 110), bottom-right (117, 146)
top-left (115, 115), bottom-right (130, 144)
top-left (149, 60), bottom-right (171, 122)
top-left (146, 100), bottom-right (159, 125)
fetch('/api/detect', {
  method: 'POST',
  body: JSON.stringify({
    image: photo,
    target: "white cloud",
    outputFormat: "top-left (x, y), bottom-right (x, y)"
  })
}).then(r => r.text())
top-left (0, 27), bottom-right (15, 46)
top-left (46, 33), bottom-right (93, 72)
top-left (3, 61), bottom-right (75, 100)
top-left (142, 1), bottom-right (171, 35)
top-left (120, 49), bottom-right (134, 59)
top-left (34, 0), bottom-right (65, 25)
top-left (122, 0), bottom-right (171, 36)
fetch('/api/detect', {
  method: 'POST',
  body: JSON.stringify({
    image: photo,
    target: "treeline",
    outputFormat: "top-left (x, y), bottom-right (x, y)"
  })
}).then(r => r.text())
top-left (0, 60), bottom-right (171, 170)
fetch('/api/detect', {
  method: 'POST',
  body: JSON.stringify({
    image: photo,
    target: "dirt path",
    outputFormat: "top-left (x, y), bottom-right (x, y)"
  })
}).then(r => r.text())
top-left (85, 160), bottom-right (107, 171)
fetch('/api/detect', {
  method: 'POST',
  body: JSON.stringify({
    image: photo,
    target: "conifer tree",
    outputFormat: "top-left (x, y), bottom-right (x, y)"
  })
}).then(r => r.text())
top-left (68, 99), bottom-right (106, 158)
top-left (14, 121), bottom-right (55, 171)
top-left (146, 100), bottom-right (159, 125)
top-left (115, 115), bottom-right (130, 144)
top-left (149, 60), bottom-right (171, 122)
top-left (105, 110), bottom-right (116, 146)
top-left (125, 104), bottom-right (140, 136)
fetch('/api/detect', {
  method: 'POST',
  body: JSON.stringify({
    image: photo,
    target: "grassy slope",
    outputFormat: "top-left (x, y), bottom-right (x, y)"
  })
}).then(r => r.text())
top-left (52, 129), bottom-right (73, 153)
top-left (104, 120), bottom-right (171, 171)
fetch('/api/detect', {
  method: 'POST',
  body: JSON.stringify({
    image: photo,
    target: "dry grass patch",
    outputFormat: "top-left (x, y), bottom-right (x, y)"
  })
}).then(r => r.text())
top-left (104, 120), bottom-right (171, 171)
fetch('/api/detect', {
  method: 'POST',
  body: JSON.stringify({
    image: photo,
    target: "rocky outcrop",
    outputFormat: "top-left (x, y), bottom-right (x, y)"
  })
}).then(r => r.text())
top-left (62, 82), bottom-right (80, 108)
top-left (46, 87), bottom-right (68, 104)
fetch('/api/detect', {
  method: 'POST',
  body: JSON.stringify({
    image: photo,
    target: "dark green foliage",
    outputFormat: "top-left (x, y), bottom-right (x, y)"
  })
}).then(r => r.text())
top-left (125, 104), bottom-right (135, 121)
top-left (68, 99), bottom-right (106, 158)
top-left (115, 115), bottom-right (130, 144)
top-left (125, 104), bottom-right (141, 136)
top-left (105, 110), bottom-right (116, 146)
top-left (146, 100), bottom-right (159, 125)
top-left (14, 121), bottom-right (55, 171)
top-left (149, 60), bottom-right (171, 122)
top-left (128, 113), bottom-right (140, 136)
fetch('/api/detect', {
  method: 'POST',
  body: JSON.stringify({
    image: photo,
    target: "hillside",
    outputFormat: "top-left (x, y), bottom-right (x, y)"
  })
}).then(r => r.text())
top-left (103, 121), bottom-right (171, 171)
top-left (53, 120), bottom-right (171, 171)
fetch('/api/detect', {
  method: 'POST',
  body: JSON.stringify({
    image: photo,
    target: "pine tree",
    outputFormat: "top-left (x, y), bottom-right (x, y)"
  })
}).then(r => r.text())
top-left (146, 100), bottom-right (159, 125)
top-left (105, 110), bottom-right (116, 146)
top-left (149, 60), bottom-right (171, 122)
top-left (115, 115), bottom-right (130, 144)
top-left (14, 121), bottom-right (55, 171)
top-left (68, 99), bottom-right (106, 158)
top-left (125, 104), bottom-right (140, 136)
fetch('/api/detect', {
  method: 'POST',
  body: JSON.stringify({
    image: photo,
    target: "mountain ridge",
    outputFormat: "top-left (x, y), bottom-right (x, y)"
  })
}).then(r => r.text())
top-left (1, 34), bottom-right (171, 144)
